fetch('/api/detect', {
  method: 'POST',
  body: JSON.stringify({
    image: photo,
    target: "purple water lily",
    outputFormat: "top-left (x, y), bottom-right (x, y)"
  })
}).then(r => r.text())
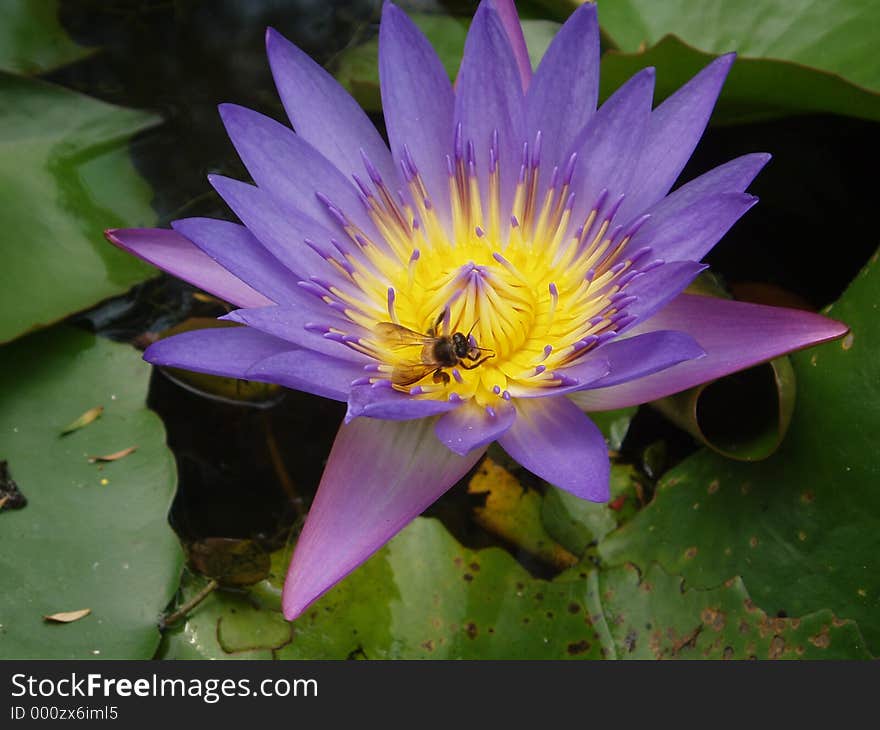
top-left (107, 1), bottom-right (847, 620)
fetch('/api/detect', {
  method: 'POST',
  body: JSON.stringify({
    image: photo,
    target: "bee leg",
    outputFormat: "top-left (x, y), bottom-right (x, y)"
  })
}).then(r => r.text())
top-left (458, 354), bottom-right (495, 370)
top-left (434, 308), bottom-right (448, 335)
top-left (432, 369), bottom-right (450, 384)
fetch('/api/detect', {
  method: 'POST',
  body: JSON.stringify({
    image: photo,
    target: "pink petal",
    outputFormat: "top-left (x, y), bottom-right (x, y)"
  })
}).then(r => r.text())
top-left (282, 417), bottom-right (484, 619)
top-left (569, 293), bottom-right (849, 411)
top-left (105, 228), bottom-right (271, 309)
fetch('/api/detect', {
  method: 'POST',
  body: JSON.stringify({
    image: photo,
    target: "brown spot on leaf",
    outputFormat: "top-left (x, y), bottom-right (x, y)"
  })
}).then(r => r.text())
top-left (707, 480), bottom-right (720, 495)
top-left (701, 608), bottom-right (726, 632)
top-left (469, 562), bottom-right (480, 572)
top-left (768, 636), bottom-right (786, 659)
top-left (463, 573), bottom-right (473, 582)
top-left (749, 535), bottom-right (760, 548)
top-left (421, 640), bottom-right (435, 652)
top-left (568, 602), bottom-right (581, 614)
top-left (684, 546), bottom-right (698, 560)
top-left (809, 629), bottom-right (831, 649)
top-left (465, 622), bottom-right (478, 639)
top-left (722, 646), bottom-right (734, 660)
top-left (567, 640), bottom-right (591, 655)
top-left (801, 490), bottom-right (815, 504)
top-left (841, 332), bottom-right (854, 350)
top-left (624, 629), bottom-right (638, 653)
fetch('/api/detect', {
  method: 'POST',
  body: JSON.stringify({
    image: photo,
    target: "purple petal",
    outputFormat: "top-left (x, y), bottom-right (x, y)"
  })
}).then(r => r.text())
top-left (105, 228), bottom-right (271, 309)
top-left (217, 104), bottom-right (380, 238)
top-left (144, 326), bottom-right (293, 378)
top-left (627, 192), bottom-right (758, 262)
top-left (282, 416), bottom-right (485, 618)
top-left (526, 4), bottom-right (599, 171)
top-left (208, 175), bottom-right (352, 283)
top-left (506, 355), bottom-right (610, 398)
top-left (245, 349), bottom-right (362, 402)
top-left (621, 260), bottom-right (707, 327)
top-left (266, 27), bottom-right (395, 185)
top-left (577, 330), bottom-right (705, 389)
top-left (618, 54), bottom-right (735, 223)
top-left (434, 400), bottom-right (516, 455)
top-left (498, 396), bottom-right (610, 501)
top-left (568, 68), bottom-right (655, 223)
top-left (220, 305), bottom-right (370, 363)
top-left (569, 293), bottom-right (849, 410)
top-left (656, 152), bottom-right (770, 207)
top-left (455, 0), bottom-right (526, 230)
top-left (489, 0), bottom-right (532, 91)
top-left (345, 384), bottom-right (461, 422)
top-left (171, 218), bottom-right (302, 305)
top-left (379, 4), bottom-right (454, 221)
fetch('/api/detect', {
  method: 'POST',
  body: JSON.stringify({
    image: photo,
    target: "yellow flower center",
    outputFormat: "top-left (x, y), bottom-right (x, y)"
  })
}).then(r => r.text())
top-left (317, 137), bottom-right (649, 406)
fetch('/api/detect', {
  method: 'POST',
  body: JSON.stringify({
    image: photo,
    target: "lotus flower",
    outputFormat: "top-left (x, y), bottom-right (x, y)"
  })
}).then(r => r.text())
top-left (106, 0), bottom-right (847, 620)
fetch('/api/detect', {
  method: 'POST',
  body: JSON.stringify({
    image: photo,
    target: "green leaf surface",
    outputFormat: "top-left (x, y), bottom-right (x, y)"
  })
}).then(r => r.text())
top-left (159, 519), bottom-right (868, 659)
top-left (162, 518), bottom-right (606, 660)
top-left (600, 0), bottom-right (880, 91)
top-left (0, 73), bottom-right (159, 344)
top-left (542, 465), bottom-right (644, 556)
top-left (280, 517), bottom-right (605, 659)
top-left (579, 563), bottom-right (870, 659)
top-left (158, 575), bottom-right (290, 660)
top-left (599, 36), bottom-right (880, 124)
top-left (584, 406), bottom-right (637, 451)
top-left (0, 0), bottom-right (95, 75)
top-left (597, 0), bottom-right (880, 122)
top-left (0, 327), bottom-right (183, 659)
top-left (600, 249), bottom-right (880, 652)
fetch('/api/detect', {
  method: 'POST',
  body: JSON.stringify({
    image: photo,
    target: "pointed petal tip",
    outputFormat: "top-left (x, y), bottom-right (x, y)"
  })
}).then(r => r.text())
top-left (381, 0), bottom-right (402, 19)
top-left (265, 26), bottom-right (282, 47)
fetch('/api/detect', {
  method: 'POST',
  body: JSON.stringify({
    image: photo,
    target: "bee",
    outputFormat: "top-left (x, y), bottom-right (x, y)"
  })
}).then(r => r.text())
top-left (375, 310), bottom-right (494, 387)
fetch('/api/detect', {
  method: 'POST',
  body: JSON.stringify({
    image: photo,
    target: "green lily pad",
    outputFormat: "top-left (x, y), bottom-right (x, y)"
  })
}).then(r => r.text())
top-left (160, 518), bottom-right (868, 659)
top-left (0, 73), bottom-right (159, 344)
top-left (582, 406), bottom-right (637, 452)
top-left (0, 327), bottom-right (183, 659)
top-left (157, 573), bottom-right (291, 660)
top-left (579, 563), bottom-right (870, 659)
top-left (600, 0), bottom-right (880, 92)
top-left (0, 0), bottom-right (95, 75)
top-left (163, 518), bottom-right (605, 660)
top-left (600, 35), bottom-right (880, 125)
top-left (542, 465), bottom-right (644, 556)
top-left (600, 249), bottom-right (880, 652)
top-left (596, 0), bottom-right (880, 122)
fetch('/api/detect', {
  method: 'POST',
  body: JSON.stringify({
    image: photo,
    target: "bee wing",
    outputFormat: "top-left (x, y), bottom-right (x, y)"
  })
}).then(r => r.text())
top-left (390, 362), bottom-right (437, 387)
top-left (374, 322), bottom-right (432, 350)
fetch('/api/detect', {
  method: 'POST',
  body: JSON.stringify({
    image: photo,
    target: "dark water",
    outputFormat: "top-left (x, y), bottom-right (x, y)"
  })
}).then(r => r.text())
top-left (55, 0), bottom-right (877, 564)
